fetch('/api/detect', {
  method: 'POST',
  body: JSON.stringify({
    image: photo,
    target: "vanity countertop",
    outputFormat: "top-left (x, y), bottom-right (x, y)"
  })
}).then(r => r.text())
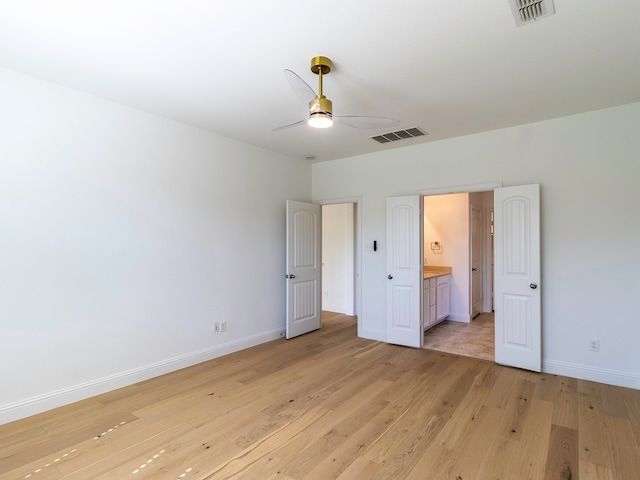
top-left (423, 266), bottom-right (452, 279)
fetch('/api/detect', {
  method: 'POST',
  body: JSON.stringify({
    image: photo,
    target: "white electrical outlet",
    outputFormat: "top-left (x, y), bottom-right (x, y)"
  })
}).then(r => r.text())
top-left (214, 322), bottom-right (220, 333)
top-left (220, 321), bottom-right (227, 333)
top-left (589, 339), bottom-right (600, 352)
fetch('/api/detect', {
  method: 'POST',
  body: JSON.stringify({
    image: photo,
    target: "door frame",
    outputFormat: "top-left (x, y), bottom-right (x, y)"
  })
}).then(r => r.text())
top-left (470, 203), bottom-right (483, 319)
top-left (421, 182), bottom-right (502, 318)
top-left (419, 182), bottom-right (504, 197)
top-left (316, 196), bottom-right (362, 333)
top-left (420, 182), bottom-right (503, 350)
top-left (321, 202), bottom-right (356, 316)
top-left (483, 206), bottom-right (495, 313)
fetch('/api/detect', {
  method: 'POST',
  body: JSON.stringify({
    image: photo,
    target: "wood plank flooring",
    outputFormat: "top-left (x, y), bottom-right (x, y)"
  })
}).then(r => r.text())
top-left (1, 312), bottom-right (639, 479)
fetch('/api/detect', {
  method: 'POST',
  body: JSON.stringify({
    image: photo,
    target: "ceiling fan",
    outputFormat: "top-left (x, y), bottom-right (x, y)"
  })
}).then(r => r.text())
top-left (272, 56), bottom-right (400, 131)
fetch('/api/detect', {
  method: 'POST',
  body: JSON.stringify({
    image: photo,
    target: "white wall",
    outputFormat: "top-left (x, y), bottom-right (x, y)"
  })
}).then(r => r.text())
top-left (313, 102), bottom-right (640, 389)
top-left (0, 67), bottom-right (311, 423)
top-left (423, 193), bottom-right (470, 321)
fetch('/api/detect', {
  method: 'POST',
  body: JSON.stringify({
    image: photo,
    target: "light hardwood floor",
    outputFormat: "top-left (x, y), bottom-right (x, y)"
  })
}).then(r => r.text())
top-left (1, 312), bottom-right (639, 479)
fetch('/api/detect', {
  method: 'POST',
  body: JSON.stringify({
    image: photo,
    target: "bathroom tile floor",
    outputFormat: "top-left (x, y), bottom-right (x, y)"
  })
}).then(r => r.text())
top-left (423, 312), bottom-right (494, 361)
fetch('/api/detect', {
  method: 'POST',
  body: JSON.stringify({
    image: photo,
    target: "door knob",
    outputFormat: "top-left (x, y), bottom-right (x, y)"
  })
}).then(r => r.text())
top-left (387, 275), bottom-right (393, 279)
top-left (287, 274), bottom-right (296, 279)
top-left (530, 283), bottom-right (537, 289)
top-left (472, 268), bottom-right (478, 272)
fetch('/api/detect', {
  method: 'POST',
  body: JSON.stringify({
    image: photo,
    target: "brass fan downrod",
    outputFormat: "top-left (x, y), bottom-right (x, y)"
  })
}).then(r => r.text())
top-left (308, 56), bottom-right (333, 128)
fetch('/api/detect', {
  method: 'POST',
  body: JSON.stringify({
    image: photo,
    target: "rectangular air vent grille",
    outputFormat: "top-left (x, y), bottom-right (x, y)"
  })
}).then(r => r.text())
top-left (371, 127), bottom-right (427, 144)
top-left (510, 0), bottom-right (555, 26)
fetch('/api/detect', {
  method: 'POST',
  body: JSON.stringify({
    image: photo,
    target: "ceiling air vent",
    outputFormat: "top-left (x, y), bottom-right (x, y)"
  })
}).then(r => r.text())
top-left (509, 0), bottom-right (555, 26)
top-left (371, 127), bottom-right (427, 144)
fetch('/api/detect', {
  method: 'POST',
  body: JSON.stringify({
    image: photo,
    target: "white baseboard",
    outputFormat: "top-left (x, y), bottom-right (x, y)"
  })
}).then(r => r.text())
top-left (323, 304), bottom-right (346, 314)
top-left (543, 360), bottom-right (640, 390)
top-left (323, 304), bottom-right (355, 316)
top-left (10, 331), bottom-right (635, 426)
top-left (446, 313), bottom-right (471, 323)
top-left (0, 329), bottom-right (284, 425)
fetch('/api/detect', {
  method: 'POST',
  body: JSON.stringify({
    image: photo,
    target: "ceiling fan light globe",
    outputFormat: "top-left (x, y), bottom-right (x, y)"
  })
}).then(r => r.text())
top-left (308, 113), bottom-right (333, 128)
top-left (308, 96), bottom-right (333, 128)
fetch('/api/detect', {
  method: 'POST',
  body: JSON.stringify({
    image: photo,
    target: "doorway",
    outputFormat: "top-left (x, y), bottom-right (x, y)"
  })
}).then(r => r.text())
top-left (321, 202), bottom-right (357, 318)
top-left (285, 199), bottom-right (359, 339)
top-left (422, 191), bottom-right (495, 360)
top-left (383, 184), bottom-right (540, 370)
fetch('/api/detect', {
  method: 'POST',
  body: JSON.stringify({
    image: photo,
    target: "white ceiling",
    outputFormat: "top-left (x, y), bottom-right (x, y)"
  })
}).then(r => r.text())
top-left (1, 0), bottom-right (639, 162)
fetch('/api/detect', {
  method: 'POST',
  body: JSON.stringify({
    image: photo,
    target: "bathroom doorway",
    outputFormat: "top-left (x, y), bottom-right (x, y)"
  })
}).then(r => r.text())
top-left (422, 191), bottom-right (495, 360)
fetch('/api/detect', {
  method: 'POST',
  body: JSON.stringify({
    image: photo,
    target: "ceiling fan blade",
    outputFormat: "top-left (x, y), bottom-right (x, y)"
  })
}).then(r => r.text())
top-left (270, 119), bottom-right (306, 132)
top-left (336, 116), bottom-right (401, 129)
top-left (284, 69), bottom-right (316, 105)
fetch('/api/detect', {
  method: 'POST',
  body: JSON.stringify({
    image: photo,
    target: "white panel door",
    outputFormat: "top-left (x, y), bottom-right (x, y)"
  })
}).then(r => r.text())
top-left (494, 184), bottom-right (541, 371)
top-left (386, 196), bottom-right (423, 348)
top-left (286, 200), bottom-right (322, 339)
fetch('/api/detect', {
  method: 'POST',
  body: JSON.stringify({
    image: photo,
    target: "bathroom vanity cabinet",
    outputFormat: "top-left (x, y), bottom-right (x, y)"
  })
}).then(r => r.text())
top-left (423, 272), bottom-right (450, 331)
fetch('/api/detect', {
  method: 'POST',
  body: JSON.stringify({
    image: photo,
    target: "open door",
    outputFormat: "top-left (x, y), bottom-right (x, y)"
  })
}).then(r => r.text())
top-left (471, 205), bottom-right (483, 318)
top-left (494, 184), bottom-right (541, 371)
top-left (386, 196), bottom-right (423, 348)
top-left (286, 200), bottom-right (322, 339)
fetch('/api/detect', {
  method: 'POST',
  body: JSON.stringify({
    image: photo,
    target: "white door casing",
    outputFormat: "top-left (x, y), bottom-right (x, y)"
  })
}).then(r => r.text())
top-left (494, 184), bottom-right (541, 372)
top-left (483, 208), bottom-right (495, 313)
top-left (286, 200), bottom-right (322, 339)
top-left (386, 196), bottom-right (423, 348)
